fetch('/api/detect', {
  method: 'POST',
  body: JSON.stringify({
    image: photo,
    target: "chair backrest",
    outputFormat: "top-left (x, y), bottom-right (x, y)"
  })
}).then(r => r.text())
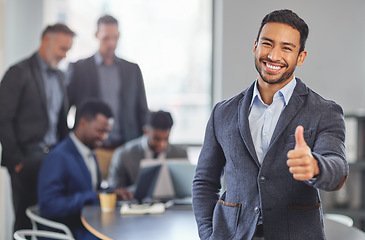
top-left (14, 230), bottom-right (74, 240)
top-left (324, 213), bottom-right (353, 227)
top-left (324, 217), bottom-right (365, 240)
top-left (26, 205), bottom-right (74, 238)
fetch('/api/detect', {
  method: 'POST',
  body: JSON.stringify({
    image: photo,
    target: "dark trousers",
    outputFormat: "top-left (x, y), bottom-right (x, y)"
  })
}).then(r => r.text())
top-left (10, 148), bottom-right (47, 234)
top-left (252, 224), bottom-right (264, 240)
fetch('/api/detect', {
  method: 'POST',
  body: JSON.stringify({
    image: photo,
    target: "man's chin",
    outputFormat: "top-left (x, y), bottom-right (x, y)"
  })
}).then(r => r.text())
top-left (85, 142), bottom-right (100, 150)
top-left (262, 77), bottom-right (283, 85)
top-left (260, 72), bottom-right (293, 85)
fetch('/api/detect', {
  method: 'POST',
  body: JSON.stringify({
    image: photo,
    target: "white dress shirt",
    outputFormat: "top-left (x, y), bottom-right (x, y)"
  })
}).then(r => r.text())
top-left (248, 78), bottom-right (297, 164)
top-left (69, 132), bottom-right (98, 190)
top-left (141, 135), bottom-right (167, 160)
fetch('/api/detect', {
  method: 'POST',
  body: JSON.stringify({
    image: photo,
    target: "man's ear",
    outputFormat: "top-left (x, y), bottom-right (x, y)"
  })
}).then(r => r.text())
top-left (78, 117), bottom-right (88, 129)
top-left (253, 40), bottom-right (258, 55)
top-left (296, 50), bottom-right (307, 66)
top-left (143, 126), bottom-right (149, 135)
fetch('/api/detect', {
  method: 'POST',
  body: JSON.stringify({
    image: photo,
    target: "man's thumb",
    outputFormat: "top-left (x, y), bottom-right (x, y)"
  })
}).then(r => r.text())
top-left (295, 125), bottom-right (306, 149)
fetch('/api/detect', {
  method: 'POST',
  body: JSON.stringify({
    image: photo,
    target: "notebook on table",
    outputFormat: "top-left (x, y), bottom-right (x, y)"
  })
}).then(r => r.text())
top-left (120, 164), bottom-right (163, 214)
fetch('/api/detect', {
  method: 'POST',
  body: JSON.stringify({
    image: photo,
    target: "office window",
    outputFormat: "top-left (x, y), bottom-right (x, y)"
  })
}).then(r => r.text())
top-left (46, 0), bottom-right (212, 144)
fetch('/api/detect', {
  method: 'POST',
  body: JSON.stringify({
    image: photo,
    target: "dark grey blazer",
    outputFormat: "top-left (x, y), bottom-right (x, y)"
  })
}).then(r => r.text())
top-left (107, 136), bottom-right (188, 188)
top-left (192, 78), bottom-right (348, 240)
top-left (0, 53), bottom-right (68, 172)
top-left (67, 55), bottom-right (149, 143)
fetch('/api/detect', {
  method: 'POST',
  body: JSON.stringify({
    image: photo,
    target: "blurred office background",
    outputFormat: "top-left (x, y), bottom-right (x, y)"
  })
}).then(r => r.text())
top-left (1, 0), bottom-right (365, 239)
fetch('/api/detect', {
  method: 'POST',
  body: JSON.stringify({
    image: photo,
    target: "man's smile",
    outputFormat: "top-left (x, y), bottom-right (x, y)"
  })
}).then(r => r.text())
top-left (262, 60), bottom-right (286, 73)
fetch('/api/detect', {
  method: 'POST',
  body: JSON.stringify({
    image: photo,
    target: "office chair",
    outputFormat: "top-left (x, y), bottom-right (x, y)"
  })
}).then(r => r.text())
top-left (26, 205), bottom-right (74, 239)
top-left (14, 229), bottom-right (74, 240)
top-left (324, 213), bottom-right (353, 227)
top-left (324, 216), bottom-right (365, 240)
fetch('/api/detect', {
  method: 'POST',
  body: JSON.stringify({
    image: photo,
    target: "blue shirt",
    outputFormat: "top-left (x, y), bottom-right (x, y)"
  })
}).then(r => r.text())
top-left (36, 53), bottom-right (63, 147)
top-left (94, 52), bottom-right (123, 144)
top-left (248, 78), bottom-right (297, 164)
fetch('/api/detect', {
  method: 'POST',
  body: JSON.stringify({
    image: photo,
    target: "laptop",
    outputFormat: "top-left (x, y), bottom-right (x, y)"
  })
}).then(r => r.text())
top-left (167, 161), bottom-right (196, 199)
top-left (133, 164), bottom-right (162, 203)
top-left (139, 159), bottom-right (196, 202)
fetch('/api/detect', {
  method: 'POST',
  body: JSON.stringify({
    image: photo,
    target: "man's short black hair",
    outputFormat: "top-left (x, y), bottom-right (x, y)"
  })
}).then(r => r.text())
top-left (256, 9), bottom-right (309, 53)
top-left (97, 15), bottom-right (118, 31)
top-left (74, 99), bottom-right (113, 129)
top-left (146, 110), bottom-right (173, 130)
top-left (41, 23), bottom-right (75, 39)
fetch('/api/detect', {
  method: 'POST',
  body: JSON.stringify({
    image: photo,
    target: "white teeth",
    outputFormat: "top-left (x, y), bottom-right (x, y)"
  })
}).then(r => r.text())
top-left (266, 63), bottom-right (281, 70)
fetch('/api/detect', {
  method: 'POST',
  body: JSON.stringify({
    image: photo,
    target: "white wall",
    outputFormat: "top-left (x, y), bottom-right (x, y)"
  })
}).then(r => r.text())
top-left (4, 0), bottom-right (43, 70)
top-left (0, 0), bottom-right (4, 74)
top-left (0, 1), bottom-right (44, 239)
top-left (215, 0), bottom-right (365, 114)
top-left (0, 1), bottom-right (11, 239)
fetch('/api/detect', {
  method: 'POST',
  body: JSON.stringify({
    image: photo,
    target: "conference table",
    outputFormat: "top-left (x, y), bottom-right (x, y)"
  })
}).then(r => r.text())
top-left (81, 204), bottom-right (199, 240)
top-left (81, 204), bottom-right (365, 240)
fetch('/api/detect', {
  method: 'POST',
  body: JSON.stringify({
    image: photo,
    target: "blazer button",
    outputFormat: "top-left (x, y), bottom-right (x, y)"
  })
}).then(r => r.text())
top-left (254, 207), bottom-right (260, 214)
top-left (259, 176), bottom-right (266, 183)
top-left (43, 147), bottom-right (50, 153)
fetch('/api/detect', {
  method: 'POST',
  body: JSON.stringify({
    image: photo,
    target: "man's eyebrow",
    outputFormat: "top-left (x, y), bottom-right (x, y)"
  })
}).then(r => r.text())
top-left (282, 41), bottom-right (297, 48)
top-left (260, 37), bottom-right (297, 48)
top-left (260, 37), bottom-right (273, 43)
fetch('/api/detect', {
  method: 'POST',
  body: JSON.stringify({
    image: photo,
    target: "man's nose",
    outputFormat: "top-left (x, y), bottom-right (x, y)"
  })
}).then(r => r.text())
top-left (158, 140), bottom-right (168, 150)
top-left (268, 47), bottom-right (281, 61)
top-left (100, 132), bottom-right (108, 141)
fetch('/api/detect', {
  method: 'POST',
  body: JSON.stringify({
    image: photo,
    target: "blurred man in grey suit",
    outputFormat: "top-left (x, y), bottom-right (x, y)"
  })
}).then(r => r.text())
top-left (0, 23), bottom-right (74, 233)
top-left (108, 110), bottom-right (187, 200)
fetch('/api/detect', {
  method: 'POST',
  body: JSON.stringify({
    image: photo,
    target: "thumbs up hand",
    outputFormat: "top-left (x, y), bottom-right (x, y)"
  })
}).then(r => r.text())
top-left (287, 126), bottom-right (320, 181)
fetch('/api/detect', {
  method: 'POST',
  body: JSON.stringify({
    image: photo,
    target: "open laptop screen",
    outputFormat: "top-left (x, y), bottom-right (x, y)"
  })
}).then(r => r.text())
top-left (167, 161), bottom-right (196, 199)
top-left (133, 164), bottom-right (161, 203)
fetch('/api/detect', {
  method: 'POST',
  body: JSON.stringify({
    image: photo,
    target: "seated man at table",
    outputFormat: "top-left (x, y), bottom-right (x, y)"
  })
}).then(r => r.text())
top-left (38, 100), bottom-right (113, 240)
top-left (107, 110), bottom-right (188, 199)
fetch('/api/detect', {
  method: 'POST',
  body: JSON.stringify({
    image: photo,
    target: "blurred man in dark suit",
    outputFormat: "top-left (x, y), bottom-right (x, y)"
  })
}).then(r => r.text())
top-left (67, 14), bottom-right (149, 180)
top-left (0, 23), bottom-right (75, 233)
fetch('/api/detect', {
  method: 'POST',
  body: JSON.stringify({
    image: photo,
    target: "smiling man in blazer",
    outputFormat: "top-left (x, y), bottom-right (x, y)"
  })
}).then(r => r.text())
top-left (192, 9), bottom-right (348, 240)
top-left (0, 23), bottom-right (74, 234)
top-left (38, 100), bottom-right (113, 240)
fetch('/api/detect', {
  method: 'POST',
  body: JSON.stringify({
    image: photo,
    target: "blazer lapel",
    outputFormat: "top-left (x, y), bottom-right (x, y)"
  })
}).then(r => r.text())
top-left (56, 70), bottom-right (69, 114)
top-left (238, 83), bottom-right (260, 166)
top-left (268, 78), bottom-right (308, 149)
top-left (90, 55), bottom-right (102, 98)
top-left (67, 137), bottom-right (93, 189)
top-left (93, 153), bottom-right (102, 189)
top-left (117, 59), bottom-right (127, 137)
top-left (29, 54), bottom-right (48, 114)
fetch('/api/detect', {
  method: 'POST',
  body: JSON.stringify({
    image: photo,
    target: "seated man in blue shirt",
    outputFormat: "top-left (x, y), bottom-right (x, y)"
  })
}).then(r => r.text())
top-left (38, 100), bottom-right (113, 239)
top-left (107, 110), bottom-right (188, 199)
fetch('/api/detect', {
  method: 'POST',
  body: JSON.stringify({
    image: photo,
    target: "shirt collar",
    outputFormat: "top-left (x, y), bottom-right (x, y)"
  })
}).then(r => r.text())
top-left (35, 53), bottom-right (53, 72)
top-left (141, 135), bottom-right (167, 159)
top-left (141, 134), bottom-right (149, 152)
top-left (94, 51), bottom-right (117, 66)
top-left (141, 134), bottom-right (157, 155)
top-left (250, 77), bottom-right (297, 107)
top-left (69, 132), bottom-right (93, 158)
